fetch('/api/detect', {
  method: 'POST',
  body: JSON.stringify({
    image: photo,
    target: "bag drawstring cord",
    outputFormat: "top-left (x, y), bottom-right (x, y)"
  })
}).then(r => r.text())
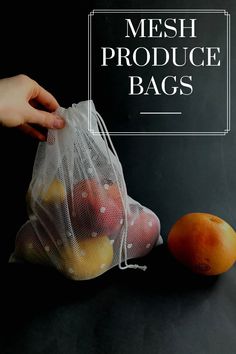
top-left (94, 108), bottom-right (147, 272)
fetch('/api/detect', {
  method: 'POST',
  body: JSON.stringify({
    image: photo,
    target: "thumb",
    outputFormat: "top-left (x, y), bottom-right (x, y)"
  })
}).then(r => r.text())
top-left (26, 107), bottom-right (65, 129)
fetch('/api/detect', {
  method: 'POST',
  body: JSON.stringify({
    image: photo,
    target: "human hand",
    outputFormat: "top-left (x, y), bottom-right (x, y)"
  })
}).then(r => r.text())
top-left (0, 74), bottom-right (65, 141)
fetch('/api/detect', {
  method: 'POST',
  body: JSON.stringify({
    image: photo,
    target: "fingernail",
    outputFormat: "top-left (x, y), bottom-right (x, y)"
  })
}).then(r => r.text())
top-left (39, 134), bottom-right (46, 142)
top-left (53, 118), bottom-right (65, 129)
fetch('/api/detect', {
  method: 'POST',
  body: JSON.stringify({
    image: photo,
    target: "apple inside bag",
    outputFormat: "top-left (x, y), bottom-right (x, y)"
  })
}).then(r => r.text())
top-left (11, 101), bottom-right (162, 280)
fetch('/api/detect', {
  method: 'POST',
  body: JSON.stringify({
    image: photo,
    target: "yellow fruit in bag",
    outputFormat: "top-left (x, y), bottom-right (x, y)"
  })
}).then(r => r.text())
top-left (60, 235), bottom-right (114, 280)
top-left (41, 179), bottom-right (66, 204)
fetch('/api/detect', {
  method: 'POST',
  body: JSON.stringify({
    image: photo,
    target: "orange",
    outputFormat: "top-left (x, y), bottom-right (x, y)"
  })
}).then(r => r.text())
top-left (167, 213), bottom-right (236, 275)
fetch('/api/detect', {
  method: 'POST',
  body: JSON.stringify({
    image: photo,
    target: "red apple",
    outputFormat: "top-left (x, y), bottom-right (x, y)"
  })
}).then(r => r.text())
top-left (14, 221), bottom-right (51, 265)
top-left (126, 206), bottom-right (160, 258)
top-left (14, 221), bottom-right (63, 266)
top-left (69, 178), bottom-right (124, 237)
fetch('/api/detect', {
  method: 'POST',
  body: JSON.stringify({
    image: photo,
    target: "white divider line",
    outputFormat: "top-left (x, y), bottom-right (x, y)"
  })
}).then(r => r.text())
top-left (140, 112), bottom-right (182, 115)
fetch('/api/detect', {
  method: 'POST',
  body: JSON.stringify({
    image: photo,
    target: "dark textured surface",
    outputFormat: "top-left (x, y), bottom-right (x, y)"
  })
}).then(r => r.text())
top-left (1, 245), bottom-right (236, 354)
top-left (0, 1), bottom-right (236, 353)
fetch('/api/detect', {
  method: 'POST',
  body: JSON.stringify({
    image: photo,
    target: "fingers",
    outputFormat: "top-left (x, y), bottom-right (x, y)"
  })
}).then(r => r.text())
top-left (18, 123), bottom-right (46, 141)
top-left (26, 107), bottom-right (65, 129)
top-left (32, 83), bottom-right (59, 112)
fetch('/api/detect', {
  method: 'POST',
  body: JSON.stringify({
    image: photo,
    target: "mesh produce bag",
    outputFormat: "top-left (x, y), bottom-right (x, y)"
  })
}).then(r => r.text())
top-left (10, 101), bottom-right (162, 280)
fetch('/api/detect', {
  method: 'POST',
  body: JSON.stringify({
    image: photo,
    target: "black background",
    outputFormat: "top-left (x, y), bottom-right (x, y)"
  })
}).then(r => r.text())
top-left (0, 1), bottom-right (236, 354)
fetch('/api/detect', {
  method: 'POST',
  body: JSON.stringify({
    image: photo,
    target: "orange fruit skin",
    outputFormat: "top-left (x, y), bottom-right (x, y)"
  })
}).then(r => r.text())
top-left (167, 213), bottom-right (236, 275)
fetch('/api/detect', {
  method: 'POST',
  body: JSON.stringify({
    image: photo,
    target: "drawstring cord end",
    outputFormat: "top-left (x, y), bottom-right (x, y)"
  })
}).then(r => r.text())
top-left (118, 262), bottom-right (148, 272)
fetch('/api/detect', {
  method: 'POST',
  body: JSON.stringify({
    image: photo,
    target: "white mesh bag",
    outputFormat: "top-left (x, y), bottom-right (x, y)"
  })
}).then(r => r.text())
top-left (11, 101), bottom-right (162, 280)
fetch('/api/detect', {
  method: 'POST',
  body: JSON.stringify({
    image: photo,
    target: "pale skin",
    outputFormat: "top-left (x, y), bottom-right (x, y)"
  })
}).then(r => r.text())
top-left (0, 74), bottom-right (65, 141)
